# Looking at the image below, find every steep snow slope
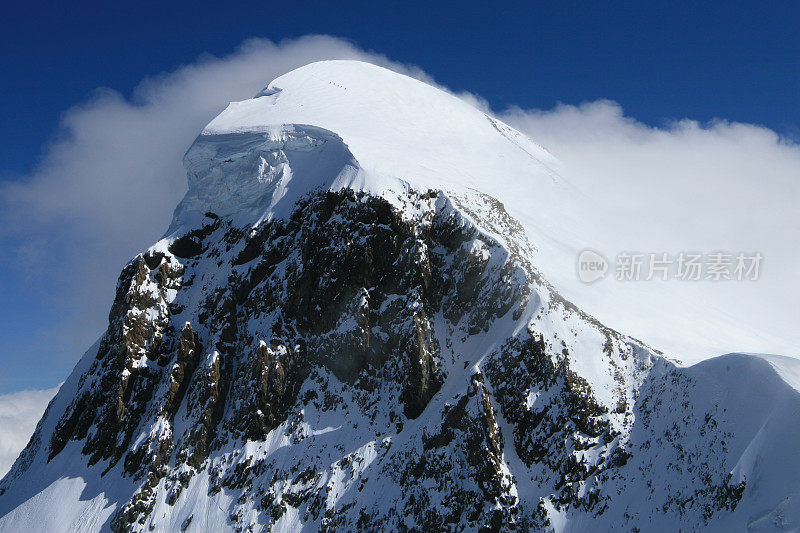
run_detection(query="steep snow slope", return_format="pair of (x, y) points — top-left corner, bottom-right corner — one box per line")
(193, 60), (791, 363)
(1, 61), (799, 532)
(200, 61), (563, 199)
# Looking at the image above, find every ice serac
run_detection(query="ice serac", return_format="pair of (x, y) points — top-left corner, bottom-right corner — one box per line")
(1, 61), (800, 532)
(174, 124), (375, 228)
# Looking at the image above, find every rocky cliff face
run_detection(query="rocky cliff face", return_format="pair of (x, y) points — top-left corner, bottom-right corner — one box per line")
(0, 184), (768, 532)
(2, 61), (800, 532)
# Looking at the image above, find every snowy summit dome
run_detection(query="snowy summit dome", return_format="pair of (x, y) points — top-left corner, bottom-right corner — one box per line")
(177, 60), (563, 227)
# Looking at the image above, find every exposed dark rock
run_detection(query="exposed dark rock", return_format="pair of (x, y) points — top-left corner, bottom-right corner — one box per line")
(3, 187), (753, 531)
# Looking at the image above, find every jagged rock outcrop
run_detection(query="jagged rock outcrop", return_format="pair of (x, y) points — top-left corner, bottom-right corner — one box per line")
(1, 183), (772, 532)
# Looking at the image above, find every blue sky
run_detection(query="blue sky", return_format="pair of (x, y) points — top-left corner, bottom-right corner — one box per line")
(0, 1), (798, 392)
(2, 1), (798, 176)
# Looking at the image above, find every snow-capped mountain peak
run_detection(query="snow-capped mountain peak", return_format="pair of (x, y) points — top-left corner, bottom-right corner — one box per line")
(2, 61), (800, 532)
(176, 60), (563, 229)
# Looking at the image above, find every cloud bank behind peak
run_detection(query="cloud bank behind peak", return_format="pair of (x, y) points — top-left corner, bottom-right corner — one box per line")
(1, 35), (797, 395)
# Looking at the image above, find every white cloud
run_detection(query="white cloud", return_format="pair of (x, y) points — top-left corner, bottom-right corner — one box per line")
(0, 387), (59, 478)
(499, 101), (800, 360)
(0, 36), (447, 366)
(1, 35), (797, 384)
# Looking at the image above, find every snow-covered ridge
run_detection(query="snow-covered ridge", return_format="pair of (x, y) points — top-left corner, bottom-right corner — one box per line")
(173, 59), (800, 398)
(181, 60), (784, 365)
